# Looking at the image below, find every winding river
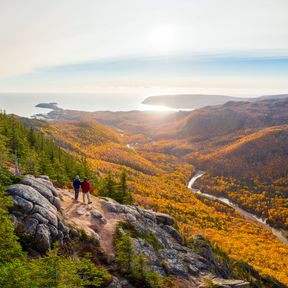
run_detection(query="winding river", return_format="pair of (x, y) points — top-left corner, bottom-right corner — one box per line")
(188, 171), (288, 245)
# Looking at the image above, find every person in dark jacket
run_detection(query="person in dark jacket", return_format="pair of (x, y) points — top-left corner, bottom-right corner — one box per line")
(73, 175), (81, 201)
(81, 177), (92, 204)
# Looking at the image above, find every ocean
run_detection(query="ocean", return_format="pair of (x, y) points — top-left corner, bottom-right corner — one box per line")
(0, 93), (177, 117)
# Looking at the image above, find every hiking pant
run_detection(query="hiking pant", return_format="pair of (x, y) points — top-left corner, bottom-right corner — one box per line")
(74, 188), (80, 200)
(83, 192), (91, 204)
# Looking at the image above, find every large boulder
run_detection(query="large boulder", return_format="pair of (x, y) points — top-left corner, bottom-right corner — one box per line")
(21, 175), (61, 208)
(7, 175), (71, 253)
(91, 209), (103, 219)
(99, 198), (125, 213)
(21, 176), (54, 203)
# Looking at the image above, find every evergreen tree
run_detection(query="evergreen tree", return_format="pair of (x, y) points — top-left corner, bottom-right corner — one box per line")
(0, 112), (89, 185)
(103, 172), (117, 198)
(118, 171), (132, 204)
(27, 127), (36, 147)
(0, 184), (24, 265)
(98, 171), (133, 204)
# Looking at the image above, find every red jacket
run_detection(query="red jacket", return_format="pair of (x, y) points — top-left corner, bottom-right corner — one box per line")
(81, 179), (90, 193)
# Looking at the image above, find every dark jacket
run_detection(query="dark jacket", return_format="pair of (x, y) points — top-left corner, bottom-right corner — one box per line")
(73, 179), (81, 189)
(81, 179), (90, 193)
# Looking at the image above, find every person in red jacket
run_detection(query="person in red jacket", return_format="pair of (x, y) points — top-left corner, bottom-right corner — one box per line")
(81, 177), (92, 204)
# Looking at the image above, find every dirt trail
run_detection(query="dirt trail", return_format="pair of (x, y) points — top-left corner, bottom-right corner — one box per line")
(59, 189), (126, 255)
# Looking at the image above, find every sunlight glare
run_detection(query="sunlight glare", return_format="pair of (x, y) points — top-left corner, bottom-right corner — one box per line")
(146, 24), (179, 54)
(141, 104), (179, 112)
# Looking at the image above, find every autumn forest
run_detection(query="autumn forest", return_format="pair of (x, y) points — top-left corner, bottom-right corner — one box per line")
(23, 97), (288, 286)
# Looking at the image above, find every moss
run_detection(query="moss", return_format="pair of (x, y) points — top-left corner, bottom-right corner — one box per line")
(118, 221), (163, 251)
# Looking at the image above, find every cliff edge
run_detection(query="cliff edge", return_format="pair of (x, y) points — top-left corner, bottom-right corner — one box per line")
(7, 175), (250, 288)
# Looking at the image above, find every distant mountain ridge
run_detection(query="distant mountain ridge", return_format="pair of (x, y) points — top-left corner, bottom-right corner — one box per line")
(174, 97), (288, 140)
(142, 93), (288, 109)
(195, 125), (288, 179)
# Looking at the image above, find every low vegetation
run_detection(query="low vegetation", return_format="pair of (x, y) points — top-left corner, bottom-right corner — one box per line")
(0, 177), (111, 287)
(114, 222), (164, 288)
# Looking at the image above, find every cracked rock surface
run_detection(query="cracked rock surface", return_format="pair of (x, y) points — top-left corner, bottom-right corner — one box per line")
(7, 179), (250, 287)
(7, 175), (73, 253)
(99, 198), (250, 288)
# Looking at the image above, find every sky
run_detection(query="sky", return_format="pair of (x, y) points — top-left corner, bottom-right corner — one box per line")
(0, 0), (288, 112)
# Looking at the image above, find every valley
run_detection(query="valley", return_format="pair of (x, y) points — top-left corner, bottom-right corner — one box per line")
(28, 96), (288, 286)
(188, 172), (288, 245)
(1, 2), (288, 287)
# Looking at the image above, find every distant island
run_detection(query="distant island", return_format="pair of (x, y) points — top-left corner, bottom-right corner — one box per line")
(142, 94), (288, 109)
(35, 102), (60, 110)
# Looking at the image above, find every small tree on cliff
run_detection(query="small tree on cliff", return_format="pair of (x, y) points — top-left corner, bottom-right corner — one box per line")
(98, 171), (133, 204)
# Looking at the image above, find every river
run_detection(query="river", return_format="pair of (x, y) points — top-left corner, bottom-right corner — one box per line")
(188, 171), (288, 245)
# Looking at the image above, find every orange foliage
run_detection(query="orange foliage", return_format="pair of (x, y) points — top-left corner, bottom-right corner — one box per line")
(44, 120), (288, 286)
(196, 175), (288, 230)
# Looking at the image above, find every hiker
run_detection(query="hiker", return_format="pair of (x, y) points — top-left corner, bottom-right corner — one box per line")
(81, 177), (92, 204)
(73, 175), (81, 201)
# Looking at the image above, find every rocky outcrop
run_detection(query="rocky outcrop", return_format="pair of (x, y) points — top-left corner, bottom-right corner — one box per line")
(7, 180), (250, 287)
(99, 198), (250, 288)
(7, 175), (77, 253)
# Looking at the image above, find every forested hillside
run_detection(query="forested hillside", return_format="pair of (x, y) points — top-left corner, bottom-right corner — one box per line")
(0, 112), (120, 287)
(194, 125), (288, 179)
(30, 105), (288, 286)
(4, 97), (287, 285)
(39, 120), (162, 175)
(174, 98), (288, 141)
(0, 112), (89, 185)
(176, 101), (288, 234)
(1, 110), (284, 287)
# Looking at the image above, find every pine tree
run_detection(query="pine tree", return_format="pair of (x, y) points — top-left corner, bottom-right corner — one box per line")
(0, 112), (89, 185)
(118, 171), (132, 204)
(0, 184), (24, 265)
(104, 172), (117, 198)
(27, 127), (36, 147)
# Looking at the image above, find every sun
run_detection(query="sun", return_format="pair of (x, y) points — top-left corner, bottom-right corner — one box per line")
(145, 24), (178, 54)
